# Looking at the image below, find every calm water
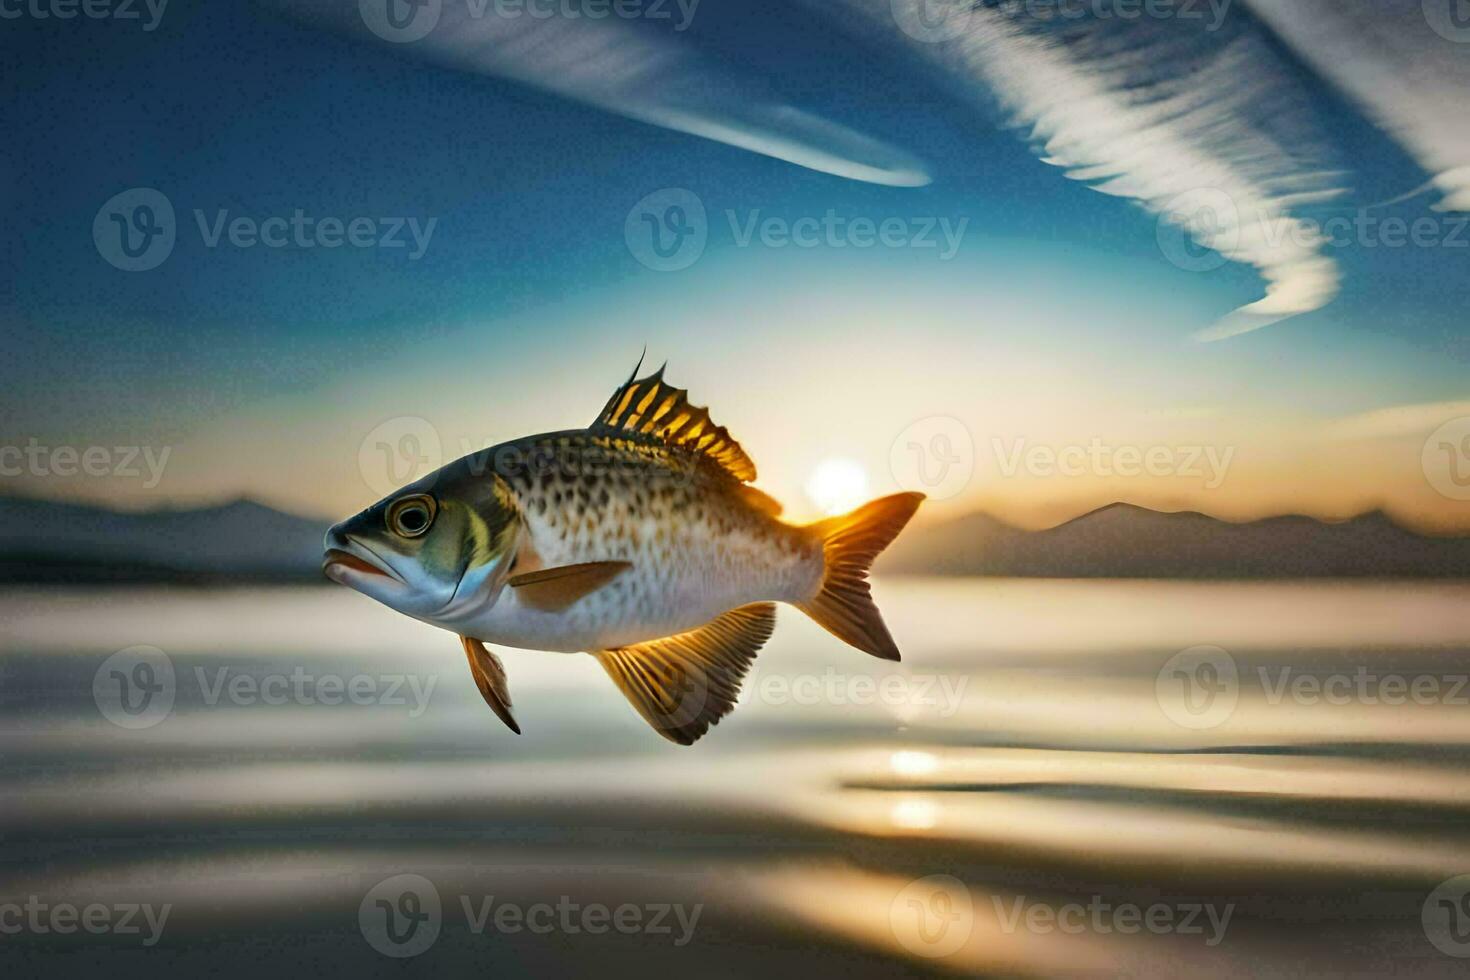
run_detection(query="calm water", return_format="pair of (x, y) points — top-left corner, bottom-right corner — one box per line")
(3, 579), (1470, 977)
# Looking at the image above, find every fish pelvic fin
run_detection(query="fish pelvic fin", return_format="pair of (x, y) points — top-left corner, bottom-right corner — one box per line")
(460, 635), (521, 734)
(593, 602), (776, 746)
(591, 362), (757, 482)
(796, 493), (924, 662)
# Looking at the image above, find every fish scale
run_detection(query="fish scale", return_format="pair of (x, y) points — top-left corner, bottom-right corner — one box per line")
(477, 431), (823, 652)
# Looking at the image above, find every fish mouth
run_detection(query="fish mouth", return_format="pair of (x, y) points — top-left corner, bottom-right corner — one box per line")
(322, 542), (403, 585)
(322, 549), (383, 577)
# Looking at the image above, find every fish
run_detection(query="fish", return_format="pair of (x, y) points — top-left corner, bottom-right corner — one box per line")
(323, 361), (924, 745)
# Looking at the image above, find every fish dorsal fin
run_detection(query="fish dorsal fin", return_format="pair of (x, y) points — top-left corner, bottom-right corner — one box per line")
(591, 364), (757, 482)
(593, 603), (776, 745)
(460, 635), (520, 734)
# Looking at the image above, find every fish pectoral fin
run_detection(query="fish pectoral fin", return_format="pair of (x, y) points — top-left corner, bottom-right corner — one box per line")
(508, 560), (631, 612)
(593, 603), (776, 746)
(460, 635), (521, 734)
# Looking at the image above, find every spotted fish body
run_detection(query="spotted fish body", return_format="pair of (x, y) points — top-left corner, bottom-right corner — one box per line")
(324, 363), (923, 744)
(464, 430), (825, 653)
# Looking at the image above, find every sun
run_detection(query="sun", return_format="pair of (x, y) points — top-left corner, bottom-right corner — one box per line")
(805, 457), (870, 517)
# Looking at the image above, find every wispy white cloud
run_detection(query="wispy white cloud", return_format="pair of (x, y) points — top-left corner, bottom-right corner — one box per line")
(1243, 0), (1470, 213)
(820, 0), (1348, 340)
(273, 0), (930, 187)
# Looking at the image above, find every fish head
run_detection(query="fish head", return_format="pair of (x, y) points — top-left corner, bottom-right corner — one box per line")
(323, 466), (521, 619)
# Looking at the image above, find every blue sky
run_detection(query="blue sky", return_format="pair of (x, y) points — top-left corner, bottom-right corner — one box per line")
(2, 0), (1468, 527)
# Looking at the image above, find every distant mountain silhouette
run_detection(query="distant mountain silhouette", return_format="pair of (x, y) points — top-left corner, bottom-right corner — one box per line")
(878, 503), (1470, 578)
(2, 495), (1466, 584)
(0, 495), (331, 584)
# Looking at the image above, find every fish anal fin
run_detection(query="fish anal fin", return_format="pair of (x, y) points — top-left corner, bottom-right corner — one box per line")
(591, 363), (757, 483)
(508, 560), (631, 612)
(460, 635), (521, 734)
(593, 603), (776, 745)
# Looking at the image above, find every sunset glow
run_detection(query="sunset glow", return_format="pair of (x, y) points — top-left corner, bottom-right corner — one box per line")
(805, 458), (870, 517)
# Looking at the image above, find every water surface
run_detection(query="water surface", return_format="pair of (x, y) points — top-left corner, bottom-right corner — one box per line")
(3, 579), (1469, 976)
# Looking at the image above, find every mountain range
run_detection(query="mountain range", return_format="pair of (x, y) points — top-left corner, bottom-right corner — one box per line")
(876, 503), (1470, 579)
(0, 495), (330, 584)
(1, 494), (1466, 583)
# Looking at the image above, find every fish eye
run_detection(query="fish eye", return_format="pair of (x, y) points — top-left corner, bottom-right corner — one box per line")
(387, 494), (436, 538)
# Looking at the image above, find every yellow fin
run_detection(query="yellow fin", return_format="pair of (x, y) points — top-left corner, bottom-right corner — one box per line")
(594, 603), (776, 745)
(797, 493), (923, 662)
(508, 560), (630, 612)
(460, 635), (520, 734)
(592, 362), (756, 482)
(737, 484), (783, 517)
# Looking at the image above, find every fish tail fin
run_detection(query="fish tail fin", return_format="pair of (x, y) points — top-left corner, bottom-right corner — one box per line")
(796, 492), (924, 662)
